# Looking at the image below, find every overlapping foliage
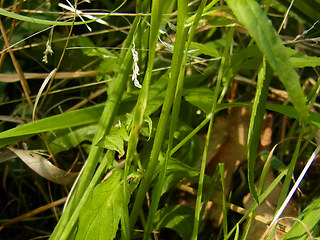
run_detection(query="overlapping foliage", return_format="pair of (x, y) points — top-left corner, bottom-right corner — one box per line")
(1, 0), (320, 239)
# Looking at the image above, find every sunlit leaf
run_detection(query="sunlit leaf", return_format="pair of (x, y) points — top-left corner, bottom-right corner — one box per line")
(227, 0), (309, 123)
(285, 198), (320, 239)
(75, 170), (126, 240)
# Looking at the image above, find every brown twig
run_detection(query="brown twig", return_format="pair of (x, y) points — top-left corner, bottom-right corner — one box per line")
(0, 20), (33, 109)
(0, 0), (24, 69)
(0, 70), (98, 83)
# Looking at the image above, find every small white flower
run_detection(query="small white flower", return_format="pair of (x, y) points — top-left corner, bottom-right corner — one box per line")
(42, 28), (54, 64)
(131, 42), (142, 88)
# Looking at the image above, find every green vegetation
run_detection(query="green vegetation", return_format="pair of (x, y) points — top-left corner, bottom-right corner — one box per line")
(1, 0), (320, 239)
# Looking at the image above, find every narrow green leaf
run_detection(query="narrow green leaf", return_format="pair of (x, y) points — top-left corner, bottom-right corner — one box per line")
(0, 76), (165, 149)
(287, 48), (320, 68)
(189, 42), (221, 57)
(285, 198), (320, 239)
(247, 60), (272, 202)
(219, 163), (228, 238)
(75, 170), (125, 240)
(184, 89), (320, 128)
(128, 0), (175, 229)
(141, 0), (189, 237)
(0, 104), (104, 148)
(49, 125), (96, 154)
(0, 8), (96, 26)
(227, 0), (309, 123)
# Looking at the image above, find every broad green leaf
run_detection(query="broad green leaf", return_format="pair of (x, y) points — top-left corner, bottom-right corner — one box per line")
(207, 15), (236, 27)
(285, 198), (320, 239)
(97, 135), (124, 156)
(184, 88), (218, 114)
(184, 88), (251, 114)
(97, 59), (118, 81)
(231, 45), (320, 72)
(96, 123), (129, 155)
(75, 170), (125, 240)
(49, 125), (97, 154)
(230, 44), (262, 72)
(227, 0), (309, 123)
(154, 205), (194, 240)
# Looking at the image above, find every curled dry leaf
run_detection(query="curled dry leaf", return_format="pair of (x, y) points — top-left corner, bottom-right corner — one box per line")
(8, 147), (78, 186)
(243, 172), (298, 240)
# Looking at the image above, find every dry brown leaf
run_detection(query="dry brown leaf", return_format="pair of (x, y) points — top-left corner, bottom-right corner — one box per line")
(243, 172), (297, 240)
(204, 106), (252, 226)
(8, 147), (78, 185)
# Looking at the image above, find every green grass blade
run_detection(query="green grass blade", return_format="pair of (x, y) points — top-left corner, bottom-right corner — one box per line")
(192, 26), (234, 240)
(275, 129), (304, 214)
(226, 170), (286, 239)
(226, 0), (309, 124)
(0, 104), (103, 148)
(0, 1), (127, 26)
(219, 163), (228, 238)
(49, 16), (140, 240)
(247, 59), (272, 202)
(128, 0), (171, 230)
(0, 8), (93, 26)
(142, 0), (189, 238)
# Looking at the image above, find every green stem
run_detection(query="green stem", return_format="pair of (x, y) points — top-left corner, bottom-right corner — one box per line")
(170, 117), (210, 156)
(142, 1), (189, 237)
(191, 26), (234, 240)
(128, 0), (170, 228)
(49, 16), (139, 240)
(276, 127), (304, 210)
(57, 151), (114, 240)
